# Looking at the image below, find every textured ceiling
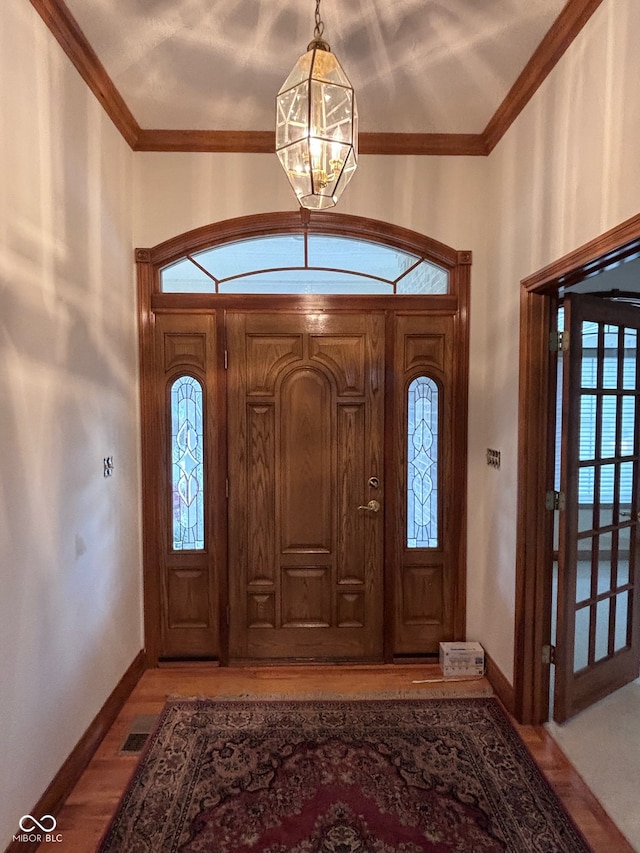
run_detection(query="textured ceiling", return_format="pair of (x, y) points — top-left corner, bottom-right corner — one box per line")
(62, 0), (567, 135)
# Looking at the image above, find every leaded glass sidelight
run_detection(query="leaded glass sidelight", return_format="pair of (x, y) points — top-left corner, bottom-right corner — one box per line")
(407, 377), (439, 548)
(171, 376), (205, 550)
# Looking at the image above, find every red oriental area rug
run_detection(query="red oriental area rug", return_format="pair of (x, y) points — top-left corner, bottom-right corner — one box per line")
(98, 698), (590, 853)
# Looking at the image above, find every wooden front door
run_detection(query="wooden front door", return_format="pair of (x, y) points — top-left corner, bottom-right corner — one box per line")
(555, 294), (640, 721)
(227, 312), (385, 661)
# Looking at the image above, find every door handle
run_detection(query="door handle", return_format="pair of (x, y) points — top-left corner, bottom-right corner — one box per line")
(358, 499), (381, 513)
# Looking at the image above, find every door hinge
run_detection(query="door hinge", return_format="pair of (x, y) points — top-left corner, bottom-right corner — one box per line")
(542, 644), (556, 665)
(549, 330), (569, 354)
(545, 490), (565, 511)
(224, 349), (228, 370)
(225, 477), (229, 499)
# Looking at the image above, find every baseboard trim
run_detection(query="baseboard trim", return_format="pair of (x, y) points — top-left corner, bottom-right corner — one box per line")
(485, 652), (515, 716)
(3, 649), (147, 853)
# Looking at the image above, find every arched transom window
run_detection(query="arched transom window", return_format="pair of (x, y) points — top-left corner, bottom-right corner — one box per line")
(160, 233), (449, 295)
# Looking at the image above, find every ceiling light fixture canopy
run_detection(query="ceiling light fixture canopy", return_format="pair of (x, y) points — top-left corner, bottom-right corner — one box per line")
(275, 0), (358, 210)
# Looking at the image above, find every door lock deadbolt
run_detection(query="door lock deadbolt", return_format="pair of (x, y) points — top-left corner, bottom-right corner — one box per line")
(368, 477), (379, 489)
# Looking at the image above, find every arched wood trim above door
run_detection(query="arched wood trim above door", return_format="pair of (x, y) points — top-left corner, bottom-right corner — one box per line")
(137, 210), (469, 277)
(515, 212), (640, 724)
(137, 211), (471, 666)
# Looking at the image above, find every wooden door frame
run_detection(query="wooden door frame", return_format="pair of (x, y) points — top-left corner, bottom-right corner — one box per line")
(137, 210), (471, 666)
(515, 212), (640, 724)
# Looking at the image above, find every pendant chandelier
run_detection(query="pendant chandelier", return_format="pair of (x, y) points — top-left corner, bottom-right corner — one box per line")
(275, 0), (358, 210)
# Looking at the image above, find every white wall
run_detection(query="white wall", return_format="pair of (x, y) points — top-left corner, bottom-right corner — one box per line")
(469, 0), (640, 681)
(0, 2), (142, 847)
(132, 151), (487, 250)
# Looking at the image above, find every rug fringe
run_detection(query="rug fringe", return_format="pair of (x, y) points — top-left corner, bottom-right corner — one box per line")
(164, 685), (494, 702)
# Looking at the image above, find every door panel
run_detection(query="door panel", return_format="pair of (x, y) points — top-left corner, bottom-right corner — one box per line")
(280, 369), (332, 552)
(555, 294), (640, 721)
(227, 312), (385, 660)
(393, 314), (458, 653)
(153, 314), (220, 660)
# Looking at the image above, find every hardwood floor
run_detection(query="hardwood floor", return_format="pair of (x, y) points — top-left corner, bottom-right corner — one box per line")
(35, 664), (633, 853)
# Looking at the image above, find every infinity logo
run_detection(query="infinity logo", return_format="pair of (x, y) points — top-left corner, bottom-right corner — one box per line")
(19, 815), (57, 833)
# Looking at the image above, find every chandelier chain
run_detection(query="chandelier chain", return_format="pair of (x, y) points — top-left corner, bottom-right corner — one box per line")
(313, 0), (325, 40)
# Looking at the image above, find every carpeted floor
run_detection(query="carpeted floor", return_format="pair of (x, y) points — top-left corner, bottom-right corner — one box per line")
(98, 697), (590, 853)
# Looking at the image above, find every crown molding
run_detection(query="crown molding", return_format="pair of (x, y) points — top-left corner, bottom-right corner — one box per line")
(30, 0), (141, 149)
(359, 133), (488, 157)
(31, 0), (603, 157)
(134, 128), (275, 153)
(483, 0), (604, 153)
(133, 129), (488, 156)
